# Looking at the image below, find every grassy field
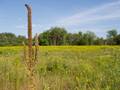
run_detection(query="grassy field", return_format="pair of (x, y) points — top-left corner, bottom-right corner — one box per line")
(0, 46), (120, 90)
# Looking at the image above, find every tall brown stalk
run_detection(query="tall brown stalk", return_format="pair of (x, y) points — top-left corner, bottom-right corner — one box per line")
(24, 4), (39, 90)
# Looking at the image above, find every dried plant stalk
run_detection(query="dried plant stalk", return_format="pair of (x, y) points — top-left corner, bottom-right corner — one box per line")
(24, 4), (39, 90)
(25, 4), (32, 68)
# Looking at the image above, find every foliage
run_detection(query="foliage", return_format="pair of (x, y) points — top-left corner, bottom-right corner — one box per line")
(0, 46), (120, 90)
(0, 33), (27, 46)
(39, 27), (67, 45)
(0, 28), (120, 46)
(38, 28), (120, 45)
(106, 29), (118, 45)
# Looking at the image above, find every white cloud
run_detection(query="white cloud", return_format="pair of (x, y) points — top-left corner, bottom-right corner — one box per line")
(57, 1), (120, 26)
(15, 1), (120, 37)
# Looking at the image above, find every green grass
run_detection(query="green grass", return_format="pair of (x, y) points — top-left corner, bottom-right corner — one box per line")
(0, 46), (120, 90)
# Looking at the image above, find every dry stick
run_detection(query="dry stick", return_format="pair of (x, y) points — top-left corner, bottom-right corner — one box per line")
(25, 4), (32, 69)
(25, 4), (37, 90)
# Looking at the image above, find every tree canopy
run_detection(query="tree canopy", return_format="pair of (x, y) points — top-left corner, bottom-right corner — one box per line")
(0, 27), (120, 46)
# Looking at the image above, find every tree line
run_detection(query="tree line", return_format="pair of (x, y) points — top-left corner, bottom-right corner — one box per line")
(0, 27), (120, 46)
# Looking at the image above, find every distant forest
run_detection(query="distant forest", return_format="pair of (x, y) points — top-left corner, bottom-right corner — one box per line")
(0, 27), (120, 46)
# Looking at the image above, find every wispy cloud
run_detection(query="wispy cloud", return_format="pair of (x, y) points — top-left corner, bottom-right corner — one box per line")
(57, 1), (120, 26)
(15, 0), (120, 37)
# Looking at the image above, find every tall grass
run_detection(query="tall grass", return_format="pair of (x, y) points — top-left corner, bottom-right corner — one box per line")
(0, 46), (119, 90)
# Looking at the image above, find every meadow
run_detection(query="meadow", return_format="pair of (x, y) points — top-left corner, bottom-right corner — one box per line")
(0, 46), (120, 90)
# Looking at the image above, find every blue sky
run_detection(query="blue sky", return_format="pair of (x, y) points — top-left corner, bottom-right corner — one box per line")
(0, 0), (120, 37)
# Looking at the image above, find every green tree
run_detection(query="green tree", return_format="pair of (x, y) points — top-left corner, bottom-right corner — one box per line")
(114, 34), (120, 45)
(83, 31), (96, 45)
(16, 35), (27, 45)
(0, 33), (17, 46)
(49, 27), (67, 45)
(38, 31), (50, 45)
(39, 27), (67, 45)
(107, 29), (117, 38)
(94, 37), (105, 45)
(66, 33), (81, 45)
(107, 29), (118, 45)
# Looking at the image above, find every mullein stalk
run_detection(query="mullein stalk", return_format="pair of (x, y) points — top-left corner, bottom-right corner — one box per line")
(25, 4), (32, 68)
(24, 4), (39, 90)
